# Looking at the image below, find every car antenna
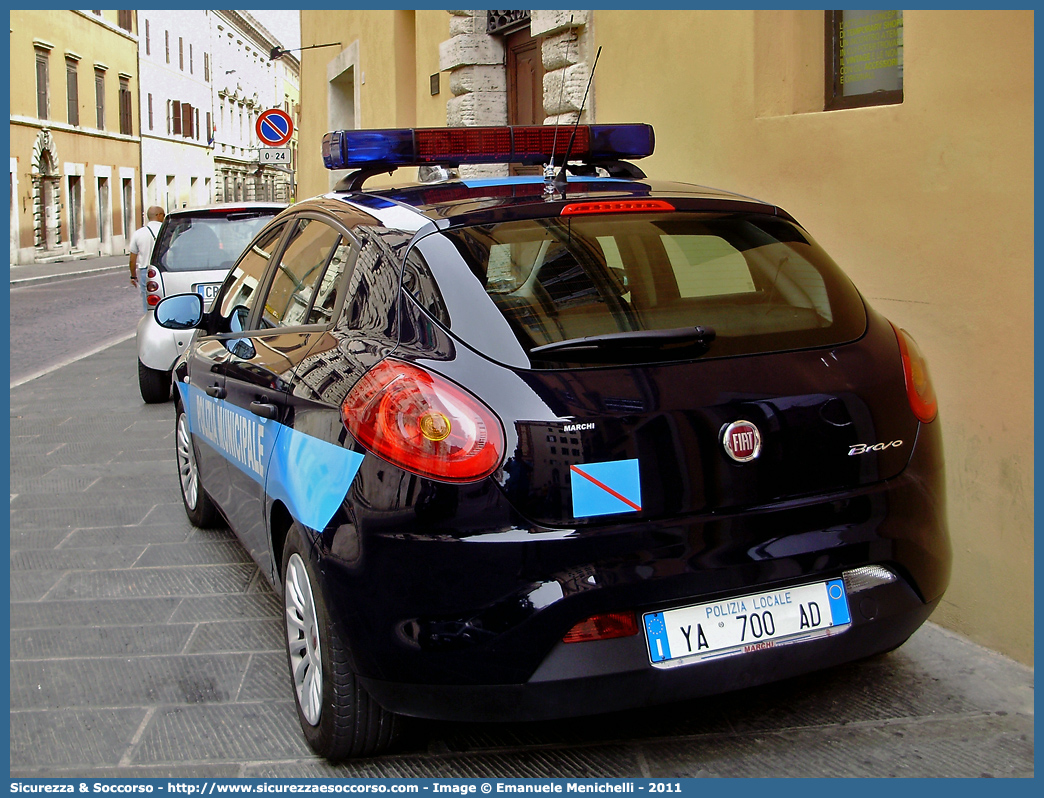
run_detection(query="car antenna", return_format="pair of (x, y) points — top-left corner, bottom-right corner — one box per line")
(544, 16), (575, 196)
(552, 45), (602, 194)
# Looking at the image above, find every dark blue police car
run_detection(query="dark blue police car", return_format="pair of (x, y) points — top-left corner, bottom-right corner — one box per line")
(155, 124), (950, 761)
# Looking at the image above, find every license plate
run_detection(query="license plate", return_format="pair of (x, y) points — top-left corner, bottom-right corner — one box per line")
(195, 283), (221, 304)
(643, 579), (851, 666)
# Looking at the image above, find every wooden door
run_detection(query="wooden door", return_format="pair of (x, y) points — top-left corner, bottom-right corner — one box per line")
(506, 28), (545, 175)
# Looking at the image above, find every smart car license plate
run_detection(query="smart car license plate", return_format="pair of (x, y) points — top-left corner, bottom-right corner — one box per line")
(195, 283), (221, 305)
(643, 579), (851, 666)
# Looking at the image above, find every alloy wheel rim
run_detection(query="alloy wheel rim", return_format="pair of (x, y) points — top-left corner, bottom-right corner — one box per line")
(285, 552), (323, 726)
(176, 413), (199, 510)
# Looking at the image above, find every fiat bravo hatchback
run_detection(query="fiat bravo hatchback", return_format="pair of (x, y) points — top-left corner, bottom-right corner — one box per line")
(155, 124), (950, 761)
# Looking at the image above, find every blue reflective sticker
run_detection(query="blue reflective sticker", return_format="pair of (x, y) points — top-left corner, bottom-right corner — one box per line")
(644, 612), (671, 662)
(570, 459), (642, 517)
(266, 425), (364, 533)
(179, 383), (364, 532)
(826, 579), (851, 625)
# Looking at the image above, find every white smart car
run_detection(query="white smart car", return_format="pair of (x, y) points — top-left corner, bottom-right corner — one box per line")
(136, 203), (284, 402)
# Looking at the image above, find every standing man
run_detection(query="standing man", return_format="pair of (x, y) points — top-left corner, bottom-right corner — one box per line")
(128, 206), (165, 312)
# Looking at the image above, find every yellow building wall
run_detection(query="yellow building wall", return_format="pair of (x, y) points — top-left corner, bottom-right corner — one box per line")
(298, 10), (448, 196)
(10, 10), (140, 253)
(10, 10), (138, 124)
(594, 9), (1033, 664)
(294, 10), (1033, 663)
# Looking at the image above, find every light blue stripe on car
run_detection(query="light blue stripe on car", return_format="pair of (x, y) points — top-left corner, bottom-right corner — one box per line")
(178, 382), (364, 531)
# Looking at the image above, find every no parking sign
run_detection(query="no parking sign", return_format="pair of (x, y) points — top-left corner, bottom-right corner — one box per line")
(256, 108), (294, 147)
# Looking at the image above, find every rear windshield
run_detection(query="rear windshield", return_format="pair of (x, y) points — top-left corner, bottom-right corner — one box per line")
(435, 212), (866, 365)
(154, 210), (280, 273)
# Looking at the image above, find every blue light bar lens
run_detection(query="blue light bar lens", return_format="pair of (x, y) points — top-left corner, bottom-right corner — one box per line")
(322, 124), (655, 171)
(589, 125), (655, 161)
(323, 129), (414, 170)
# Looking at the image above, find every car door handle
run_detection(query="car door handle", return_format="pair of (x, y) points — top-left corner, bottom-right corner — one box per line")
(250, 399), (279, 420)
(206, 384), (226, 399)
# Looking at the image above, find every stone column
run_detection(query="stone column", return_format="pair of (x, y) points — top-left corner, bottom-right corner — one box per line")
(439, 11), (507, 177)
(533, 11), (592, 126)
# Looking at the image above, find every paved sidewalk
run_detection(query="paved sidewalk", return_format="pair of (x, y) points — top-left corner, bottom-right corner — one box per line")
(8, 336), (1035, 778)
(10, 253), (129, 285)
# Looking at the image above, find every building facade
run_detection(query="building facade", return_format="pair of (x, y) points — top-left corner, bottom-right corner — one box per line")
(10, 9), (140, 263)
(138, 10), (216, 212)
(297, 10), (1034, 665)
(211, 11), (299, 204)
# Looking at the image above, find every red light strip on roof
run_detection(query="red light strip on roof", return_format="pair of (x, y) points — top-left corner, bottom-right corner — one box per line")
(561, 200), (675, 216)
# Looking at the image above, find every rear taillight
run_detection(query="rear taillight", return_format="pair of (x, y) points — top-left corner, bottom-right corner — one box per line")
(146, 293), (161, 307)
(562, 611), (639, 644)
(891, 322), (937, 423)
(341, 359), (505, 482)
(147, 267), (157, 279)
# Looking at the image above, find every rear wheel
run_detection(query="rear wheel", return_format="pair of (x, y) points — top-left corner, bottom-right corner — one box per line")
(138, 359), (172, 403)
(175, 404), (220, 528)
(282, 524), (402, 761)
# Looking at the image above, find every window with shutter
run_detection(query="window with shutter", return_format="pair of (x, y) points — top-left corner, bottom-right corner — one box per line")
(66, 59), (78, 126)
(172, 100), (182, 135)
(119, 77), (132, 135)
(36, 49), (49, 120)
(94, 69), (105, 129)
(182, 103), (193, 138)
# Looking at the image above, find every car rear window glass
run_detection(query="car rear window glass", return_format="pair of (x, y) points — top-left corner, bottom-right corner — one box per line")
(154, 210), (280, 272)
(436, 212), (866, 366)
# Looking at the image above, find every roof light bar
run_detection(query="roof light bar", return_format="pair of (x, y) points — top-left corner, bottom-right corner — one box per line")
(322, 124), (655, 171)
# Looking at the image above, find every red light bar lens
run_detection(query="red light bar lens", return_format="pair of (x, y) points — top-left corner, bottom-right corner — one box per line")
(322, 124), (653, 170)
(562, 200), (675, 216)
(562, 611), (639, 644)
(416, 128), (513, 162)
(341, 359), (506, 483)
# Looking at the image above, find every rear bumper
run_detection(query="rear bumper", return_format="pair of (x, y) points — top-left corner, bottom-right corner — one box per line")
(317, 419), (948, 717)
(360, 580), (937, 723)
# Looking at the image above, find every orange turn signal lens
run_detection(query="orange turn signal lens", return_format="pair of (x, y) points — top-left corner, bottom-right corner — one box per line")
(890, 322), (938, 423)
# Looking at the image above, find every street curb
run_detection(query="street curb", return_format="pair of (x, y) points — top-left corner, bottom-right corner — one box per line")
(10, 264), (127, 286)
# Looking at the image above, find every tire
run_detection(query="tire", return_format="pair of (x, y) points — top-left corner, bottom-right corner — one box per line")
(175, 403), (220, 528)
(282, 524), (402, 761)
(138, 359), (172, 403)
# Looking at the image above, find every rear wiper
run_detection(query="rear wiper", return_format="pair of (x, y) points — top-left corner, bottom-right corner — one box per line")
(530, 326), (716, 358)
